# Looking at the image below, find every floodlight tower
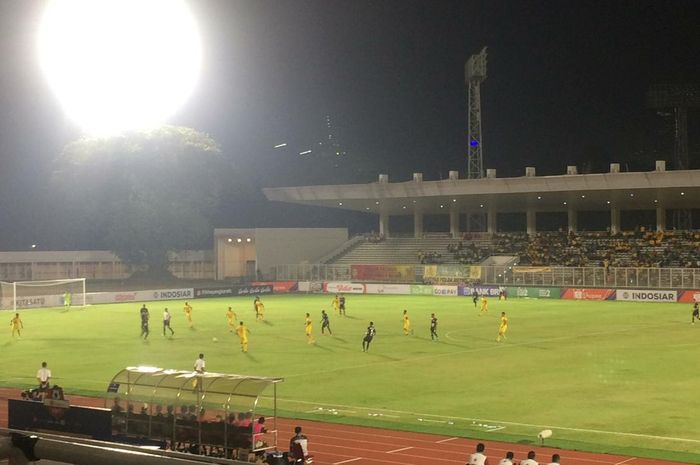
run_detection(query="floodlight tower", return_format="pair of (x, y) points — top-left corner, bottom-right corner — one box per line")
(465, 47), (488, 179)
(646, 84), (700, 170)
(646, 84), (700, 229)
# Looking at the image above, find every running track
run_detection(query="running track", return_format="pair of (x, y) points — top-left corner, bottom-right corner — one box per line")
(0, 389), (690, 465)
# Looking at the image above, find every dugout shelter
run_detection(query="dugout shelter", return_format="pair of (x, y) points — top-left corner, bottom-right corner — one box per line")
(105, 366), (283, 457)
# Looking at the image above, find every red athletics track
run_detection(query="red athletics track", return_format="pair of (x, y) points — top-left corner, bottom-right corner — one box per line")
(0, 389), (691, 465)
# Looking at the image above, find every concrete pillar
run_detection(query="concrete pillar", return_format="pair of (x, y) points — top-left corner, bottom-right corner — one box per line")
(656, 206), (666, 232)
(450, 205), (459, 238)
(414, 209), (424, 238)
(379, 212), (389, 238)
(487, 207), (497, 234)
(567, 207), (578, 233)
(526, 209), (536, 236)
(610, 207), (621, 234)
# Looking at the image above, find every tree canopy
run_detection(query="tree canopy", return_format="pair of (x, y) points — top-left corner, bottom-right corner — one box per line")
(50, 126), (229, 275)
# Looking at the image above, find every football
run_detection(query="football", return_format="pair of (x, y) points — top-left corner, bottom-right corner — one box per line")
(212, 337), (218, 343)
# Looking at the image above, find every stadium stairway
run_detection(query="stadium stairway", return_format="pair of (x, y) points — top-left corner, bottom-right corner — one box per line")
(331, 236), (492, 265)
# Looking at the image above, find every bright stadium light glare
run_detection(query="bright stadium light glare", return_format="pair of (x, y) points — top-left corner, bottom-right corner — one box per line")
(37, 0), (202, 136)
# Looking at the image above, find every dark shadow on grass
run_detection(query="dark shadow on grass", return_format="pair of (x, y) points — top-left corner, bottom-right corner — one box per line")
(243, 352), (259, 362)
(312, 343), (333, 352)
(261, 320), (274, 326)
(342, 315), (360, 320)
(330, 336), (347, 343)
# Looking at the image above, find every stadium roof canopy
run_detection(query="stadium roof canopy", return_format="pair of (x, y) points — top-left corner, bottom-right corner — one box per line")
(264, 167), (700, 215)
(263, 164), (700, 234)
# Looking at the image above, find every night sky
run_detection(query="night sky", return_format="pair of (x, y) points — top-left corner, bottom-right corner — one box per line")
(1, 0), (699, 249)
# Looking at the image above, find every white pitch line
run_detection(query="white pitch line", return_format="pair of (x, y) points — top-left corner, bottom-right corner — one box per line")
(436, 437), (460, 443)
(386, 446), (413, 453)
(487, 426), (506, 432)
(273, 397), (700, 445)
(614, 458), (636, 465)
(333, 458), (363, 464)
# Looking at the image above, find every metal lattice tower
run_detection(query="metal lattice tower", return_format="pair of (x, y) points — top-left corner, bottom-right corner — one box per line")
(465, 47), (488, 179)
(647, 84), (700, 229)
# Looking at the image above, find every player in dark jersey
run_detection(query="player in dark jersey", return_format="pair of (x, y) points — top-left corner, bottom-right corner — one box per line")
(320, 310), (332, 335)
(140, 304), (150, 339)
(430, 313), (438, 341)
(472, 290), (479, 308)
(362, 322), (376, 352)
(339, 295), (346, 316)
(693, 302), (700, 324)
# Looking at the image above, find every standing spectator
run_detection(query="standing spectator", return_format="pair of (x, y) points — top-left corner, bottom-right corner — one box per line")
(163, 308), (175, 336)
(289, 426), (312, 464)
(194, 353), (206, 373)
(546, 454), (560, 465)
(520, 451), (538, 465)
(139, 305), (149, 339)
(498, 452), (515, 465)
(467, 442), (490, 464)
(37, 361), (51, 389)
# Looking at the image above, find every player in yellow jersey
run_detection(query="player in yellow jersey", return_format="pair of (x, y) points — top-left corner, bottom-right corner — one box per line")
(255, 298), (265, 321)
(331, 295), (340, 315)
(10, 313), (23, 338)
(226, 307), (237, 332)
(496, 311), (508, 342)
(184, 302), (193, 327)
(480, 296), (488, 316)
(402, 309), (413, 335)
(305, 313), (315, 344)
(236, 321), (250, 352)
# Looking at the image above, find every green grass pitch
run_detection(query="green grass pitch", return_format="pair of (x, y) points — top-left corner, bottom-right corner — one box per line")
(3, 294), (700, 462)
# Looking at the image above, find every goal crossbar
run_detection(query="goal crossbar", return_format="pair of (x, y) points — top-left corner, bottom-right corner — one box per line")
(1, 278), (86, 311)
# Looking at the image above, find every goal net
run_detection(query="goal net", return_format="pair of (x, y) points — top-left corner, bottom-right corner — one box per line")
(0, 278), (86, 311)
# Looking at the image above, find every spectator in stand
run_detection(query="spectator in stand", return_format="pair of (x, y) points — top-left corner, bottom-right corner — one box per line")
(467, 442), (489, 464)
(520, 450), (538, 465)
(546, 454), (560, 465)
(498, 451), (515, 465)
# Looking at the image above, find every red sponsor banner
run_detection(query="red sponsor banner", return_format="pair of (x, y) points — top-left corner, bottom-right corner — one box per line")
(678, 290), (700, 303)
(252, 281), (298, 293)
(351, 264), (414, 281)
(323, 282), (366, 294)
(561, 288), (615, 301)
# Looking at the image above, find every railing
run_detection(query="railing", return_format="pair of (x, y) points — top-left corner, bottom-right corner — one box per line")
(272, 263), (700, 289)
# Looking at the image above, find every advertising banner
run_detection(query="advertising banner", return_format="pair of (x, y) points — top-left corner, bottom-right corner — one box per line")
(561, 288), (615, 300)
(84, 288), (195, 305)
(459, 285), (505, 297)
(432, 285), (459, 296)
(4, 295), (63, 309)
(616, 289), (677, 302)
(513, 266), (553, 273)
(364, 283), (411, 295)
(423, 265), (481, 280)
(323, 282), (366, 294)
(679, 290), (700, 303)
(252, 281), (298, 293)
(194, 285), (273, 298)
(410, 284), (434, 295)
(505, 287), (561, 299)
(351, 265), (415, 282)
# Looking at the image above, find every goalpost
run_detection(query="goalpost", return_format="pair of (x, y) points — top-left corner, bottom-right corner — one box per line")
(0, 278), (86, 311)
